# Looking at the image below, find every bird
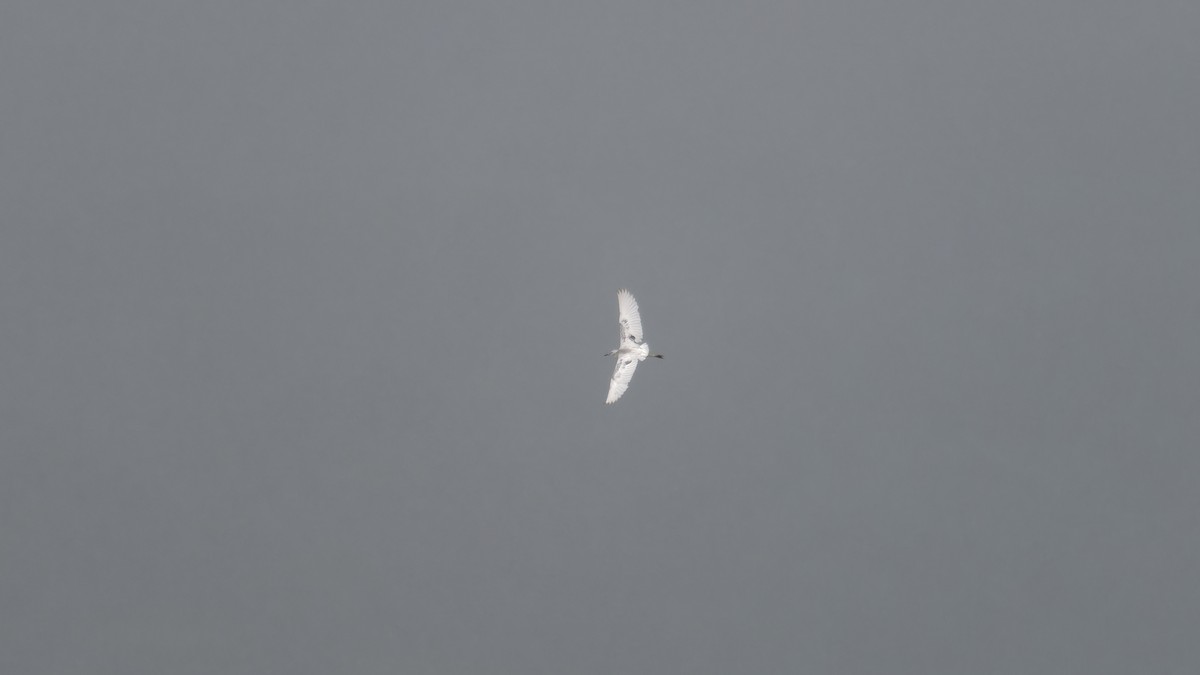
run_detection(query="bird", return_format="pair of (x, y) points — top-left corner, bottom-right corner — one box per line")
(605, 289), (663, 404)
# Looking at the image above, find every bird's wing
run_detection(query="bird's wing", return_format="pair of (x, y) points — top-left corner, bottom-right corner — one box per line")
(606, 356), (639, 404)
(616, 289), (644, 344)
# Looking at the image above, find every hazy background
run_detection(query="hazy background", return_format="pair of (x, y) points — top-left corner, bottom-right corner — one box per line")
(3, 2), (1198, 673)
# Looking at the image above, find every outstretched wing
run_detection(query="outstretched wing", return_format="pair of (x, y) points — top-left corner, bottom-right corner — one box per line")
(616, 289), (644, 344)
(606, 356), (639, 404)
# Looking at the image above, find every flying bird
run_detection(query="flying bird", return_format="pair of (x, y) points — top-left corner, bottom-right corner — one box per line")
(605, 289), (663, 404)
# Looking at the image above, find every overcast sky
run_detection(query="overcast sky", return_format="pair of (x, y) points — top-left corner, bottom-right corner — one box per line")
(3, 2), (1199, 673)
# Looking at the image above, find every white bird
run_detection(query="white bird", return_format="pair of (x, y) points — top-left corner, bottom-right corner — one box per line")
(605, 289), (663, 404)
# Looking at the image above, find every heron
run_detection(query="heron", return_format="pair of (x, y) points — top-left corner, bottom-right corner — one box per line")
(605, 289), (663, 404)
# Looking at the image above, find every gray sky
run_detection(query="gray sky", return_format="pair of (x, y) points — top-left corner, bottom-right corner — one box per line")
(3, 2), (1199, 673)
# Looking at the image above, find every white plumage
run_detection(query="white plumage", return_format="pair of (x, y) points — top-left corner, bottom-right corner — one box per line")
(605, 289), (662, 404)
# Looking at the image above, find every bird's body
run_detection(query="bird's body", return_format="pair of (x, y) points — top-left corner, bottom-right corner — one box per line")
(605, 289), (662, 404)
